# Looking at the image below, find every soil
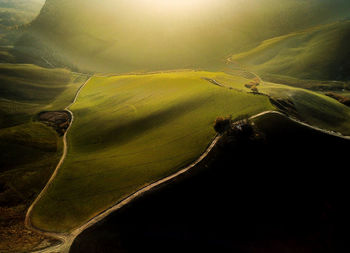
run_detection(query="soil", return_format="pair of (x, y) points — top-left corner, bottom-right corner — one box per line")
(37, 111), (72, 136)
(325, 92), (350, 106)
(0, 205), (59, 253)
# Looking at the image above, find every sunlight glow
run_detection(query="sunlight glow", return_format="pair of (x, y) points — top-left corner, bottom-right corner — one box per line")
(138, 0), (216, 13)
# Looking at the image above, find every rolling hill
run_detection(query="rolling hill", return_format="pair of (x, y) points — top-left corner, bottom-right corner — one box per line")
(70, 111), (350, 253)
(0, 0), (44, 28)
(29, 69), (350, 233)
(0, 63), (88, 252)
(0, 63), (87, 128)
(228, 20), (350, 81)
(30, 71), (275, 232)
(14, 0), (350, 72)
(1, 1), (350, 252)
(213, 74), (350, 135)
(0, 0), (44, 53)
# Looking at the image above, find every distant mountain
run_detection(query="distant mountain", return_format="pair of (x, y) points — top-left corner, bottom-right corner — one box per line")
(0, 0), (45, 60)
(14, 0), (350, 73)
(0, 0), (44, 28)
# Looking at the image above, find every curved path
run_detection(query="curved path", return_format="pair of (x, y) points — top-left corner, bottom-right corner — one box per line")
(25, 73), (350, 253)
(29, 135), (221, 253)
(25, 77), (92, 252)
(25, 72), (221, 252)
(250, 110), (350, 140)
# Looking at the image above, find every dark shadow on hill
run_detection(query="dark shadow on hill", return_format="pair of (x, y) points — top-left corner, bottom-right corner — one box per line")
(70, 112), (350, 253)
(73, 95), (212, 151)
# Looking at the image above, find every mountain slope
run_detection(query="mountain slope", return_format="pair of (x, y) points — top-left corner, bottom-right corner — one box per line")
(14, 0), (350, 72)
(229, 21), (350, 81)
(0, 63), (88, 252)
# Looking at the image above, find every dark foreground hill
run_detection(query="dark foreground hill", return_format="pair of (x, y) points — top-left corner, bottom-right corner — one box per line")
(71, 112), (350, 253)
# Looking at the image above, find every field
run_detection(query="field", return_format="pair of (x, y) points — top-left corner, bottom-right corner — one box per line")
(70, 111), (350, 253)
(17, 0), (350, 73)
(0, 63), (87, 127)
(259, 82), (350, 135)
(1, 1), (350, 252)
(30, 70), (274, 232)
(210, 74), (350, 135)
(228, 21), (350, 81)
(0, 63), (88, 252)
(0, 0), (44, 28)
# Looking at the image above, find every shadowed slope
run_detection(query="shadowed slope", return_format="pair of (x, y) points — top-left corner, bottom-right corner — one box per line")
(71, 112), (350, 253)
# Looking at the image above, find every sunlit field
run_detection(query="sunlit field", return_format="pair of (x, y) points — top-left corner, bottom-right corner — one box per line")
(31, 71), (274, 232)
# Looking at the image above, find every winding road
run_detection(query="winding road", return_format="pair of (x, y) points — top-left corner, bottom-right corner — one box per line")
(25, 72), (350, 253)
(25, 77), (92, 253)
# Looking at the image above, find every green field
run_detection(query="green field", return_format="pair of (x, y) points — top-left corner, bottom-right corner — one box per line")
(212, 75), (350, 135)
(0, 63), (87, 127)
(0, 0), (44, 27)
(0, 63), (88, 200)
(0, 63), (88, 251)
(17, 0), (350, 73)
(0, 0), (350, 251)
(30, 71), (274, 232)
(259, 82), (350, 135)
(229, 21), (350, 81)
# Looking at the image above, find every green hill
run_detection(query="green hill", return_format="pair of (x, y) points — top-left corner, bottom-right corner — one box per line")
(229, 21), (350, 81)
(0, 0), (44, 49)
(30, 68), (350, 232)
(0, 63), (86, 128)
(70, 111), (350, 253)
(14, 0), (350, 72)
(213, 73), (350, 135)
(0, 0), (44, 28)
(30, 70), (274, 232)
(0, 63), (88, 252)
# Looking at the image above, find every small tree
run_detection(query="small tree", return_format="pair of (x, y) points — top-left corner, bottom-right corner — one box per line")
(214, 116), (231, 134)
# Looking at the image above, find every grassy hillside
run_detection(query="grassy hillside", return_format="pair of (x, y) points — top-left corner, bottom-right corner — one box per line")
(70, 111), (350, 253)
(212, 74), (350, 135)
(15, 0), (350, 72)
(228, 21), (350, 81)
(0, 63), (88, 252)
(259, 82), (350, 135)
(0, 63), (86, 128)
(0, 0), (44, 28)
(0, 0), (44, 53)
(30, 70), (274, 232)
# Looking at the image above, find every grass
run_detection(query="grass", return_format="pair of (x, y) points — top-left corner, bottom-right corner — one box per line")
(0, 63), (88, 251)
(0, 0), (44, 28)
(18, 0), (350, 72)
(30, 70), (274, 232)
(0, 63), (88, 201)
(202, 74), (350, 135)
(259, 82), (350, 135)
(0, 63), (87, 128)
(0, 122), (62, 205)
(228, 21), (350, 81)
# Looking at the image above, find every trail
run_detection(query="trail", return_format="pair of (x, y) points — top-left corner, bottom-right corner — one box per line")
(26, 72), (350, 253)
(25, 76), (92, 253)
(28, 135), (221, 253)
(25, 71), (221, 252)
(250, 110), (350, 140)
